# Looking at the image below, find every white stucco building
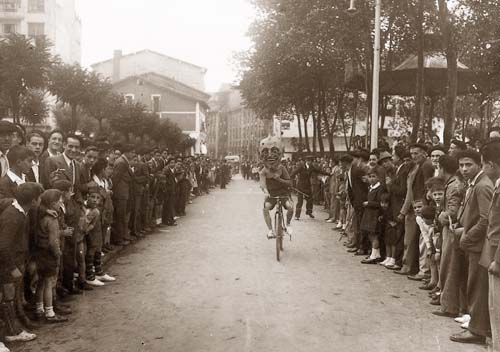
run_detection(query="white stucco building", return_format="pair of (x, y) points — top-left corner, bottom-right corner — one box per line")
(0, 0), (81, 64)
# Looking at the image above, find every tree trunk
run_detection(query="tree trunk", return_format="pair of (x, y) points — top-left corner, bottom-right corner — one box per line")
(296, 110), (303, 154)
(349, 90), (359, 150)
(412, 0), (425, 143)
(427, 97), (436, 136)
(438, 0), (458, 145)
(316, 86), (325, 155)
(321, 90), (335, 158)
(311, 110), (317, 154)
(303, 114), (311, 153)
(71, 104), (78, 132)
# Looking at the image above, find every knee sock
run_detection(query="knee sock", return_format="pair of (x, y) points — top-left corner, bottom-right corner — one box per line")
(45, 306), (55, 318)
(35, 303), (44, 314)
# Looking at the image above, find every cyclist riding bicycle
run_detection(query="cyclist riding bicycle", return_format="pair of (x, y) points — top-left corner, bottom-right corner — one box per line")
(258, 136), (293, 239)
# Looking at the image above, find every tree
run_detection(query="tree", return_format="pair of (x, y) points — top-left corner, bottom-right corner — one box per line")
(49, 63), (92, 133)
(84, 73), (118, 132)
(20, 89), (49, 126)
(108, 101), (148, 142)
(0, 34), (53, 123)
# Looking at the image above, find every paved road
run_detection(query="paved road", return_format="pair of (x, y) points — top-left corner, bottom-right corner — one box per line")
(15, 177), (483, 352)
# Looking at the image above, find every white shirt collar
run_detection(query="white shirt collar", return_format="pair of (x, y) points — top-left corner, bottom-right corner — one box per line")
(93, 175), (106, 188)
(7, 169), (25, 185)
(369, 182), (381, 191)
(32, 159), (39, 166)
(12, 199), (26, 215)
(48, 149), (60, 157)
(495, 178), (500, 189)
(62, 152), (73, 167)
(469, 170), (483, 187)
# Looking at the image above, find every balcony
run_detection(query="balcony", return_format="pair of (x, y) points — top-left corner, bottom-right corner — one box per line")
(0, 0), (23, 19)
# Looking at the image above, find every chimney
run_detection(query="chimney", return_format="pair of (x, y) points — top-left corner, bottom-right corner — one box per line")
(112, 50), (122, 82)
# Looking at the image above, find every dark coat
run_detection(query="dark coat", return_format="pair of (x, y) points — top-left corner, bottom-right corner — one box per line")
(45, 154), (82, 188)
(26, 159), (47, 186)
(459, 172), (494, 253)
(290, 162), (327, 193)
(0, 174), (20, 199)
(0, 203), (29, 282)
(111, 155), (134, 201)
(347, 165), (368, 210)
(361, 183), (386, 233)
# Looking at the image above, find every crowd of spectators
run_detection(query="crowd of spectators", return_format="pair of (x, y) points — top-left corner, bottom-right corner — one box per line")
(248, 131), (500, 349)
(0, 121), (232, 352)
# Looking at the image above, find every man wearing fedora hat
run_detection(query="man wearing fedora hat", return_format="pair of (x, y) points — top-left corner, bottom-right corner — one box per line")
(290, 156), (328, 220)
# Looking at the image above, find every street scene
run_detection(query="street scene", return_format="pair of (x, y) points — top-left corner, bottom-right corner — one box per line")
(14, 177), (484, 352)
(1, 0), (500, 352)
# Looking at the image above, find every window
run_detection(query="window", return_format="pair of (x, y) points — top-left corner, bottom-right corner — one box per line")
(2, 23), (16, 34)
(28, 0), (44, 13)
(1, 0), (20, 12)
(151, 95), (160, 113)
(28, 23), (44, 38)
(124, 94), (134, 104)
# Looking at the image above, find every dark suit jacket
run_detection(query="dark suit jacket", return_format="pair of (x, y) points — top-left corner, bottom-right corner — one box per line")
(78, 162), (93, 196)
(290, 162), (327, 193)
(459, 172), (493, 253)
(486, 185), (500, 264)
(44, 154), (81, 188)
(164, 167), (177, 194)
(412, 160), (435, 204)
(0, 204), (28, 282)
(347, 165), (368, 209)
(132, 161), (149, 196)
(0, 174), (20, 199)
(112, 155), (133, 200)
(26, 160), (46, 186)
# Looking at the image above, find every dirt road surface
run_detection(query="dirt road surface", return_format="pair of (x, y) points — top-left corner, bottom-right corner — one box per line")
(15, 177), (484, 352)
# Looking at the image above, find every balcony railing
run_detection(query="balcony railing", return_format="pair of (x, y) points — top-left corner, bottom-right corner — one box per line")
(0, 0), (20, 12)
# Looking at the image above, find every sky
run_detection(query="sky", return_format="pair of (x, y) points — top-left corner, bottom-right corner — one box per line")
(76, 0), (256, 92)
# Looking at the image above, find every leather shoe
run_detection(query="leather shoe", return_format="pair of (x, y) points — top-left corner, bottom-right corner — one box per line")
(113, 240), (130, 246)
(450, 330), (486, 345)
(79, 282), (94, 291)
(307, 213), (315, 219)
(394, 270), (411, 275)
(346, 243), (357, 249)
(408, 274), (426, 281)
(167, 222), (177, 226)
(347, 247), (358, 253)
(355, 249), (368, 256)
(432, 310), (456, 318)
(361, 257), (380, 264)
(419, 283), (436, 291)
(430, 296), (440, 305)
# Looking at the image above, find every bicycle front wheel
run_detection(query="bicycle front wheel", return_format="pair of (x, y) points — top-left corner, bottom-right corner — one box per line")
(275, 210), (284, 261)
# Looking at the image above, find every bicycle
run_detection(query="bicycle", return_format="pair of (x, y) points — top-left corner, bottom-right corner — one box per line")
(268, 196), (292, 262)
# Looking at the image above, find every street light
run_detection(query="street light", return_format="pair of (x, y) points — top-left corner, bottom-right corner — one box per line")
(347, 0), (380, 150)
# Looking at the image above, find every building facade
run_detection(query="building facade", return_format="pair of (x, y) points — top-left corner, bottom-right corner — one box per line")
(113, 72), (210, 155)
(0, 0), (81, 64)
(92, 49), (207, 92)
(207, 88), (272, 161)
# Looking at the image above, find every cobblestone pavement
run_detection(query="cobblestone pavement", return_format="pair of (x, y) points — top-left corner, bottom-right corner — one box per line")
(14, 177), (484, 352)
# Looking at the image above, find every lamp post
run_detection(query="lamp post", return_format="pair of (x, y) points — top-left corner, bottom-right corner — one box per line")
(347, 0), (380, 150)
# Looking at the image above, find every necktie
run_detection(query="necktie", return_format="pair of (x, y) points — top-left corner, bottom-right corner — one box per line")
(0, 154), (8, 178)
(69, 160), (76, 185)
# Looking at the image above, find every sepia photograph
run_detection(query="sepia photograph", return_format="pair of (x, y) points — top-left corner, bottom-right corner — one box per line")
(0, 0), (499, 351)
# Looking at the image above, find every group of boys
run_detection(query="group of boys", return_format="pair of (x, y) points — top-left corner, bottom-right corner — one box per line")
(0, 121), (217, 352)
(328, 134), (500, 349)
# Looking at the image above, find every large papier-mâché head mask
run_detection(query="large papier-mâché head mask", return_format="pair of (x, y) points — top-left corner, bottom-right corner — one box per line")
(259, 135), (283, 169)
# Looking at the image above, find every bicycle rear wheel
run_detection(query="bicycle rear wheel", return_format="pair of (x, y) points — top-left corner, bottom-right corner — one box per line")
(275, 210), (284, 261)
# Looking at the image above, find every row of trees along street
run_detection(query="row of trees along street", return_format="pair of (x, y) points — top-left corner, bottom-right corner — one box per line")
(237, 0), (500, 155)
(0, 34), (195, 152)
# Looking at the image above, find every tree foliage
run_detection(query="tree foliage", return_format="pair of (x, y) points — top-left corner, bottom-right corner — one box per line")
(0, 34), (53, 123)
